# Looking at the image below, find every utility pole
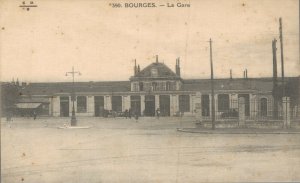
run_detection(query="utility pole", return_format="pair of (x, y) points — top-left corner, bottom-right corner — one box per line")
(272, 39), (278, 119)
(279, 17), (285, 97)
(209, 38), (215, 130)
(66, 66), (81, 126)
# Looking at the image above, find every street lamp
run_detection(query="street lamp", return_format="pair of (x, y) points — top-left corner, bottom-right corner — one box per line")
(66, 66), (81, 126)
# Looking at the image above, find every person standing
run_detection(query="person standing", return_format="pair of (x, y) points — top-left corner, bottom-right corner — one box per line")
(6, 111), (13, 128)
(128, 108), (132, 119)
(156, 108), (160, 119)
(33, 111), (37, 120)
(124, 109), (128, 119)
(134, 110), (139, 122)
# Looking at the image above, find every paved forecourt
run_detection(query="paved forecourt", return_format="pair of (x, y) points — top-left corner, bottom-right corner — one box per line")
(1, 117), (300, 182)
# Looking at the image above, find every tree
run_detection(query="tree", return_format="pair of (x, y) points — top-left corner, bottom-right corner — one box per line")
(1, 82), (19, 117)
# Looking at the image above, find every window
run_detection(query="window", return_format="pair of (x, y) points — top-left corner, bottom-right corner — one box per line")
(218, 94), (229, 112)
(139, 82), (143, 91)
(132, 83), (139, 91)
(77, 96), (87, 113)
(166, 81), (171, 91)
(152, 82), (157, 91)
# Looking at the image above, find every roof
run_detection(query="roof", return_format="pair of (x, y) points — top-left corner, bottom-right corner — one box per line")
(4, 77), (299, 96)
(131, 62), (180, 80)
(18, 81), (131, 95)
(182, 77), (300, 92)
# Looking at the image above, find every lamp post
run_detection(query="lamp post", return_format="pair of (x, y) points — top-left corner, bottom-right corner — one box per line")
(66, 66), (81, 126)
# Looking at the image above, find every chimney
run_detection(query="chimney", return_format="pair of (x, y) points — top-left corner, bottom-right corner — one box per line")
(245, 69), (248, 79)
(134, 59), (137, 76)
(156, 55), (158, 63)
(137, 65), (140, 72)
(230, 69), (232, 79)
(176, 57), (181, 76)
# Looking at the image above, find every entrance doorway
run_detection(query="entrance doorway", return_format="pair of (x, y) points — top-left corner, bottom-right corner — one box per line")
(112, 96), (122, 112)
(159, 95), (170, 116)
(60, 96), (69, 117)
(260, 98), (268, 116)
(94, 96), (104, 117)
(201, 95), (210, 116)
(179, 95), (190, 113)
(130, 96), (141, 116)
(144, 95), (155, 116)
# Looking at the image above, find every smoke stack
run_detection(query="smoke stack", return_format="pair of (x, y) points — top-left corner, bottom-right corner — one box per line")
(245, 69), (248, 79)
(230, 69), (232, 79)
(137, 65), (140, 72)
(156, 55), (158, 63)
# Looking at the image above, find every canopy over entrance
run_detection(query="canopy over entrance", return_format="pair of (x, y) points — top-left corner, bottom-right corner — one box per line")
(16, 103), (42, 109)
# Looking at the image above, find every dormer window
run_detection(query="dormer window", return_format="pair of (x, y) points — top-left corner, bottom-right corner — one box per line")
(151, 68), (158, 77)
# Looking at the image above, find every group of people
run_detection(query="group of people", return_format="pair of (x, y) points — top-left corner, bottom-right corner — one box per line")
(124, 108), (139, 121)
(123, 108), (161, 122)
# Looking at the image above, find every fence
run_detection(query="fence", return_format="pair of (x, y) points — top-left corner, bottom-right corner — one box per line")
(201, 98), (299, 122)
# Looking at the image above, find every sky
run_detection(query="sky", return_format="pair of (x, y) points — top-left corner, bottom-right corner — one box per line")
(0, 0), (299, 82)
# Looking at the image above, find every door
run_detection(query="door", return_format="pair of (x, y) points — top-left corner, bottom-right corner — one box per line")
(60, 96), (69, 117)
(130, 96), (141, 116)
(159, 95), (170, 116)
(94, 96), (104, 117)
(144, 95), (155, 116)
(201, 95), (210, 116)
(112, 96), (122, 112)
(260, 98), (268, 116)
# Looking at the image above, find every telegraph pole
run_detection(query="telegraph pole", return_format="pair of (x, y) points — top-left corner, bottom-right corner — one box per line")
(272, 39), (278, 118)
(209, 38), (215, 130)
(279, 17), (285, 97)
(66, 66), (81, 126)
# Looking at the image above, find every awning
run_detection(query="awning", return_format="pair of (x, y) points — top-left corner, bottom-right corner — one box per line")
(16, 103), (42, 109)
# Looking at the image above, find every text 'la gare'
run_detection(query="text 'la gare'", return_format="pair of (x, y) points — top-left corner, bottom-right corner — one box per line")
(167, 3), (190, 8)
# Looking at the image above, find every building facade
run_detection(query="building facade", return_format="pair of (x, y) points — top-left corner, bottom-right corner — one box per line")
(6, 57), (300, 121)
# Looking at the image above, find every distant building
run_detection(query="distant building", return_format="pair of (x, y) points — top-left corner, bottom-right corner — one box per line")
(3, 57), (299, 120)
